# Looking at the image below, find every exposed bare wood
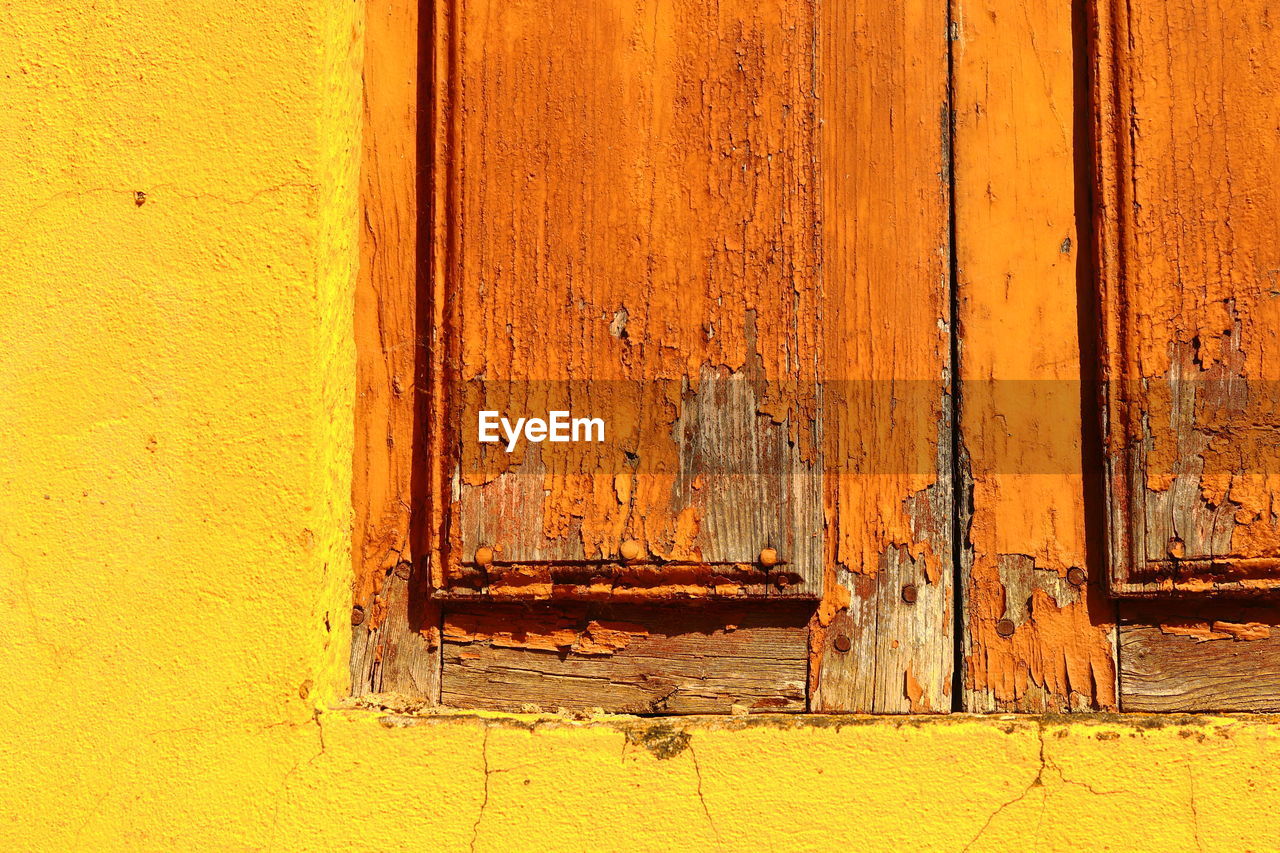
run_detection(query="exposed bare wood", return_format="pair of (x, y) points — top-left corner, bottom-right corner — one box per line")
(350, 564), (440, 698)
(808, 0), (954, 713)
(441, 603), (810, 714)
(1094, 0), (1280, 595)
(1121, 603), (1280, 711)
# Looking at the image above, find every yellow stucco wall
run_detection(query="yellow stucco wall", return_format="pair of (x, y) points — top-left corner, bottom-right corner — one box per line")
(1, 2), (1278, 851)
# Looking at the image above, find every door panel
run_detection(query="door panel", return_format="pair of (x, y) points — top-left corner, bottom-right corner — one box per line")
(438, 0), (823, 598)
(1094, 0), (1280, 595)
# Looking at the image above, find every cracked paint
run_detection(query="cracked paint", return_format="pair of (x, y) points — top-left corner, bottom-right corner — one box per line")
(439, 0), (824, 590)
(1095, 0), (1280, 593)
(1159, 621), (1273, 643)
(444, 610), (649, 655)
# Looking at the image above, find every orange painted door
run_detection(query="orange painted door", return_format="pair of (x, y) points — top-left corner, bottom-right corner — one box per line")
(1095, 0), (1280, 595)
(427, 0), (954, 711)
(353, 0), (1280, 715)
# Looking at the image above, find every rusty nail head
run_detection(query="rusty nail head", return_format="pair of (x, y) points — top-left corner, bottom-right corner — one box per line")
(995, 618), (1016, 637)
(394, 563), (412, 580)
(774, 572), (790, 589)
(1067, 567), (1087, 587)
(901, 584), (918, 603)
(350, 606), (365, 626)
(474, 546), (494, 567)
(759, 547), (779, 567)
(833, 634), (852, 653)
(620, 539), (643, 561)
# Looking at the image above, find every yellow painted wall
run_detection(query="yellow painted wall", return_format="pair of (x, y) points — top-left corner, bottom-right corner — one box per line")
(0, 2), (1277, 851)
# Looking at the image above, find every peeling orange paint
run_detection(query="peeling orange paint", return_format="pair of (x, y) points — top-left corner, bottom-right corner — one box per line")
(1160, 621), (1273, 643)
(446, 0), (823, 584)
(968, 588), (1117, 711)
(429, 0), (956, 650)
(905, 668), (930, 713)
(447, 563), (779, 602)
(352, 0), (423, 623)
(802, 0), (954, 713)
(444, 611), (649, 655)
(1095, 0), (1280, 593)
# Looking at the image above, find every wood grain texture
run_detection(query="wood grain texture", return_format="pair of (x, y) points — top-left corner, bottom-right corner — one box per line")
(350, 565), (440, 698)
(953, 0), (1117, 710)
(808, 0), (954, 713)
(1121, 603), (1280, 711)
(441, 603), (809, 713)
(353, 0), (421, 613)
(1094, 0), (1280, 595)
(351, 0), (441, 700)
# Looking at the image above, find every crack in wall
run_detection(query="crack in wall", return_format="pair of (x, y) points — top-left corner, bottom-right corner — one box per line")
(961, 722), (1136, 851)
(268, 710), (328, 848)
(688, 741), (724, 850)
(469, 727), (491, 853)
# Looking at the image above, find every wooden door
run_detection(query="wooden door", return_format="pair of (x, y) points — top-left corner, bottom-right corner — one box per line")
(416, 0), (954, 712)
(1095, 0), (1280, 596)
(351, 0), (1280, 714)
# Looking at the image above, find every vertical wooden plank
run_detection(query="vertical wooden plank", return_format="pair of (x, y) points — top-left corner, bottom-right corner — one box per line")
(350, 565), (440, 697)
(350, 0), (441, 700)
(953, 0), (1118, 710)
(809, 0), (955, 713)
(1094, 0), (1280, 595)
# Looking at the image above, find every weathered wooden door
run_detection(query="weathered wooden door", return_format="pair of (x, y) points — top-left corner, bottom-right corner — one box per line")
(419, 0), (954, 713)
(352, 0), (1280, 715)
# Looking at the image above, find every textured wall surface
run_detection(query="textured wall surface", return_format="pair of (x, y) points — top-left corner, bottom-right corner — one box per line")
(0, 0), (360, 844)
(1, 2), (1279, 851)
